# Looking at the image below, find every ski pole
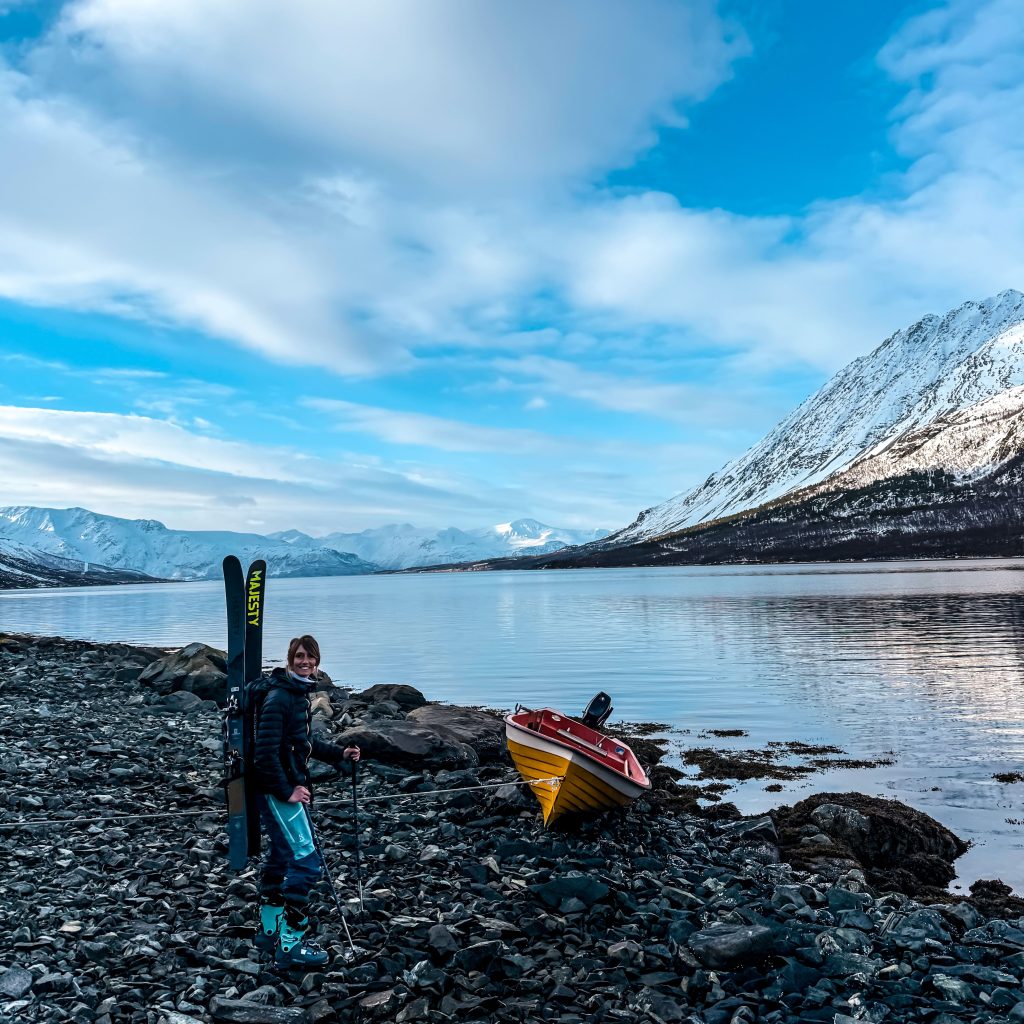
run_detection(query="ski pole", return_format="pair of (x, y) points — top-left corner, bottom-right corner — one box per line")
(350, 760), (365, 918)
(304, 804), (358, 958)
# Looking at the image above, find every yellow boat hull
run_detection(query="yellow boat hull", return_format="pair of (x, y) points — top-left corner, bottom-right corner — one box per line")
(506, 720), (648, 827)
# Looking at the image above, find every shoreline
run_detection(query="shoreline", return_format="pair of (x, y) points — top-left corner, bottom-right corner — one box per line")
(3, 552), (1024, 591)
(5, 633), (1024, 1023)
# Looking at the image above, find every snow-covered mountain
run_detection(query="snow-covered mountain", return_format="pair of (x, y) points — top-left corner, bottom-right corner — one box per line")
(614, 289), (1024, 543)
(0, 537), (158, 589)
(281, 519), (608, 570)
(0, 507), (605, 583)
(0, 507), (377, 581)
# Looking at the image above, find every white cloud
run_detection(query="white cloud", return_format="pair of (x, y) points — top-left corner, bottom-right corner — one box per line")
(4, 0), (1017, 391)
(0, 402), (711, 530)
(0, 404), (524, 529)
(0, 1), (753, 382)
(0, 62), (404, 374)
(492, 352), (743, 423)
(41, 0), (745, 191)
(306, 397), (574, 454)
(0, 404), (302, 480)
(525, 0), (1024, 372)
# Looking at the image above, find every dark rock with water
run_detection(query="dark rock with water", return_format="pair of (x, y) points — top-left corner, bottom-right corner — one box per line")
(772, 792), (970, 895)
(4, 632), (1024, 1024)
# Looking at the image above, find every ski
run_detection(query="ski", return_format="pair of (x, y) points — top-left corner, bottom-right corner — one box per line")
(243, 559), (267, 860)
(222, 555), (248, 871)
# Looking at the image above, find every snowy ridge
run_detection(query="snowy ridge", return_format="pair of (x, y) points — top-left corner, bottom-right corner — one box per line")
(614, 289), (1024, 542)
(318, 518), (608, 570)
(823, 386), (1024, 494)
(0, 537), (157, 588)
(0, 507), (377, 580)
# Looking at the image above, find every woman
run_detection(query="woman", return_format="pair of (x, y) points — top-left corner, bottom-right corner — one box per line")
(251, 634), (361, 967)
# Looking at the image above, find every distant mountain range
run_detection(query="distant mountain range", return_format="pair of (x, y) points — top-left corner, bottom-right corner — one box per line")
(0, 506), (607, 587)
(460, 289), (1024, 570)
(272, 520), (608, 570)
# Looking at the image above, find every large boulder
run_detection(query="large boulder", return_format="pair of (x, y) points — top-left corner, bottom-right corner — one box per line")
(772, 792), (969, 895)
(333, 719), (479, 769)
(688, 924), (775, 968)
(407, 705), (506, 763)
(352, 683), (426, 712)
(137, 643), (228, 704)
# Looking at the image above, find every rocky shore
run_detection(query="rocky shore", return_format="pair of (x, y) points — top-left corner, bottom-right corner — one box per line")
(4, 634), (1024, 1024)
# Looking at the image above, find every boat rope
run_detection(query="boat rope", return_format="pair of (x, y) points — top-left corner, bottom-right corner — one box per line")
(0, 775), (563, 831)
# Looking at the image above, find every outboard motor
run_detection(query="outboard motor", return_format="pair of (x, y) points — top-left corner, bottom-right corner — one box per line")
(581, 691), (613, 730)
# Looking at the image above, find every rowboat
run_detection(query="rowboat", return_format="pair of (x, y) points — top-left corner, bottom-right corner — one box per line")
(505, 693), (651, 826)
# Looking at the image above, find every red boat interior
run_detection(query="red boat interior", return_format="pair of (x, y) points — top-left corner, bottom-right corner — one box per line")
(510, 708), (650, 784)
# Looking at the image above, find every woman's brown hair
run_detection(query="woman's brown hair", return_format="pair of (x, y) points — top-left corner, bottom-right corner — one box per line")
(287, 634), (321, 667)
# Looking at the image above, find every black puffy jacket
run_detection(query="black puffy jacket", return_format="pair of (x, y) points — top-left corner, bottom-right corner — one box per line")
(252, 667), (350, 802)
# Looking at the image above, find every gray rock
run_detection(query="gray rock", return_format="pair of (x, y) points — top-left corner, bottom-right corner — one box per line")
(608, 939), (642, 963)
(688, 924), (774, 968)
(827, 887), (871, 913)
(156, 690), (205, 713)
(358, 989), (398, 1016)
(720, 815), (779, 845)
(333, 720), (479, 769)
(408, 705), (506, 762)
(396, 997), (430, 1023)
(771, 884), (808, 910)
(964, 919), (1024, 948)
(484, 782), (535, 813)
(636, 990), (685, 1022)
(889, 907), (951, 945)
(811, 803), (870, 839)
(209, 996), (312, 1023)
(402, 959), (448, 992)
(353, 683), (427, 712)
(822, 952), (882, 978)
(939, 963), (1019, 985)
(929, 973), (974, 1004)
(530, 873), (610, 909)
(944, 901), (983, 930)
(359, 699), (406, 722)
(453, 940), (507, 973)
(427, 923), (459, 959)
(0, 966), (33, 999)
(138, 642), (227, 704)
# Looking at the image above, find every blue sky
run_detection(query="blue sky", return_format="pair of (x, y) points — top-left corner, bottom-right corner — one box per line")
(0, 0), (1021, 535)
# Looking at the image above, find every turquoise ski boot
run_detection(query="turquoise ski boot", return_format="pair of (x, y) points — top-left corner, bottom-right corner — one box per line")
(275, 910), (329, 969)
(254, 901), (284, 953)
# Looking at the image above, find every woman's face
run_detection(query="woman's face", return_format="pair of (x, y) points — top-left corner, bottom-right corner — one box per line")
(290, 645), (318, 679)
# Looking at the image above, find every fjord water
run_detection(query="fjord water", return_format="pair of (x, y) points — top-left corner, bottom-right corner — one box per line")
(4, 561), (1024, 892)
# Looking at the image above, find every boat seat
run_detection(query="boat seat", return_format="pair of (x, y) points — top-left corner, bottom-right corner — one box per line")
(557, 728), (608, 756)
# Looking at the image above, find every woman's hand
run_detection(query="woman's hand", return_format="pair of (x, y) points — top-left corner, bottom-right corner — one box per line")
(343, 746), (361, 762)
(287, 786), (311, 804)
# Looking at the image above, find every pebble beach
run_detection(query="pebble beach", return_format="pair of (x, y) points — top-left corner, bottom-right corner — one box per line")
(5, 633), (1024, 1024)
